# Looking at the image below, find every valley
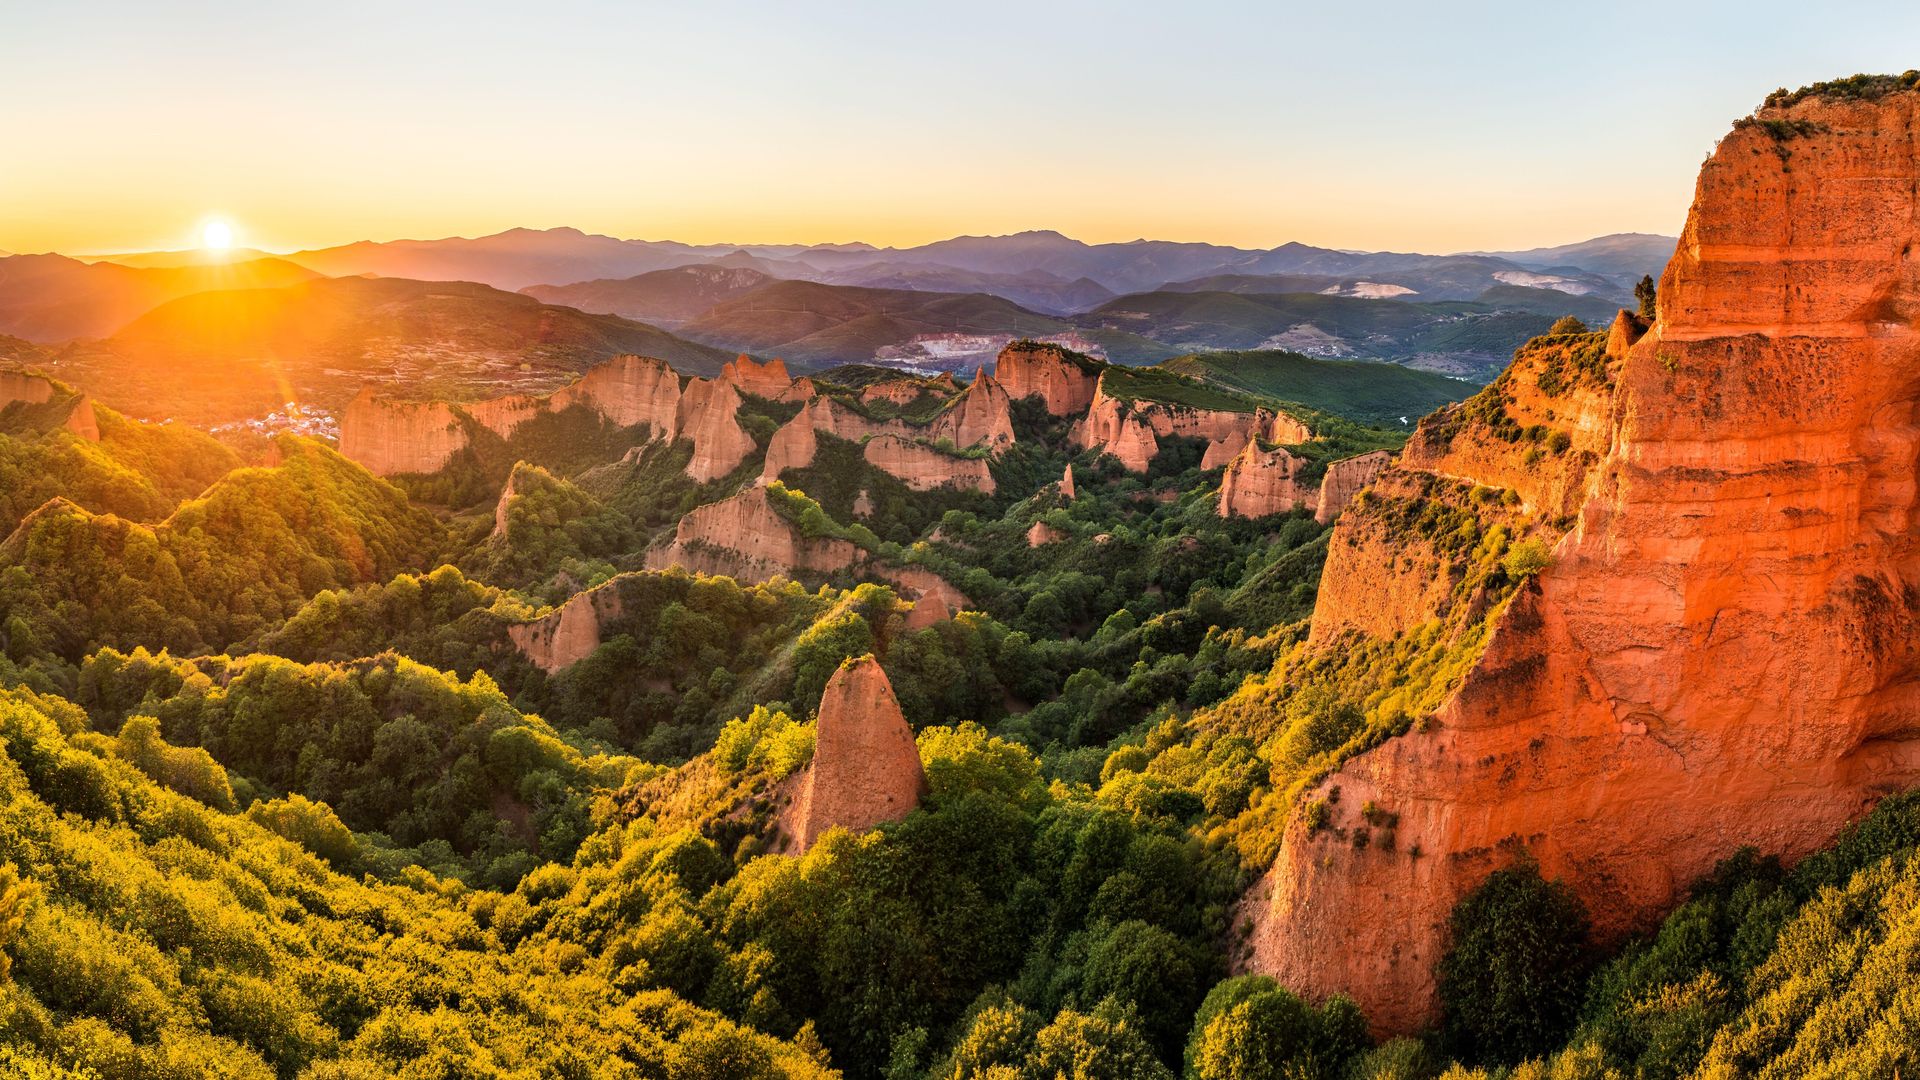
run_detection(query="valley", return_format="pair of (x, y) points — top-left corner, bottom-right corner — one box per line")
(2, 53), (1919, 1080)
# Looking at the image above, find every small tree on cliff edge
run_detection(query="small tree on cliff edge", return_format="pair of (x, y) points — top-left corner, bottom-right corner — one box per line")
(1635, 274), (1658, 319)
(1438, 858), (1593, 1065)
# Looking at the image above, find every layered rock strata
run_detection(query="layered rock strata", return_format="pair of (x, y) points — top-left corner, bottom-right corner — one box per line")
(1240, 85), (1920, 1033)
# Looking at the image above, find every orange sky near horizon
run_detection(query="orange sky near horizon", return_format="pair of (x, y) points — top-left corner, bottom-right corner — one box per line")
(5, 2), (1918, 259)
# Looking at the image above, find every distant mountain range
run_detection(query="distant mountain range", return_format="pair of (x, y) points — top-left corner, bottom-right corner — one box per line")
(0, 226), (1677, 419)
(104, 225), (1670, 310)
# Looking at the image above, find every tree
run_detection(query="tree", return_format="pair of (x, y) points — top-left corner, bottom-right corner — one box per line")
(0, 864), (36, 980)
(1635, 275), (1657, 319)
(1546, 316), (1589, 336)
(1438, 861), (1593, 1064)
(1191, 987), (1368, 1080)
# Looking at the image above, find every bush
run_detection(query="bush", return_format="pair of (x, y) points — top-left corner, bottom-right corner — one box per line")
(1502, 538), (1553, 580)
(1439, 861), (1593, 1064)
(247, 794), (358, 867)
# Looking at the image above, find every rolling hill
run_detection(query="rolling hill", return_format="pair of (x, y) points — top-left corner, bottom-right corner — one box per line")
(676, 279), (1075, 367)
(49, 276), (733, 424)
(1073, 289), (1590, 378)
(522, 264), (780, 326)
(1159, 349), (1474, 427)
(1466, 231), (1677, 284)
(0, 252), (322, 341)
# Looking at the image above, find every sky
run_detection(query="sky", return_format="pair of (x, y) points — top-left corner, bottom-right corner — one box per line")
(4, 0), (1918, 257)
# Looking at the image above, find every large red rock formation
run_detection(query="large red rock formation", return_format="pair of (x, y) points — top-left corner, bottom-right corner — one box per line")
(903, 590), (952, 631)
(0, 371), (100, 442)
(1074, 373), (1308, 475)
(463, 393), (544, 440)
(721, 354), (793, 399)
(339, 354), (689, 476)
(931, 372), (1016, 448)
(1313, 449), (1394, 525)
(0, 370), (55, 408)
(62, 394), (99, 441)
(780, 657), (929, 852)
(338, 388), (469, 476)
(1201, 429), (1249, 470)
(1074, 388), (1162, 473)
(759, 388), (1006, 492)
(1217, 441), (1313, 518)
(644, 485), (862, 582)
(995, 340), (1100, 416)
(507, 583), (627, 673)
(778, 377), (818, 403)
(1060, 464), (1076, 500)
(549, 354), (683, 437)
(1240, 85), (1920, 1033)
(675, 377), (755, 482)
(862, 435), (996, 493)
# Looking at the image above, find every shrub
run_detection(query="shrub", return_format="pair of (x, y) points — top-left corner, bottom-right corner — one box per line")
(1438, 861), (1593, 1064)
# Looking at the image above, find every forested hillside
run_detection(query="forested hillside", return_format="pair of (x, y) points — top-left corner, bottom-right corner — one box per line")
(0, 291), (1914, 1080)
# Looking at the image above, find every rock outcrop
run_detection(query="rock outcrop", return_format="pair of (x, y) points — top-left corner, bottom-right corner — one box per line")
(930, 372), (1016, 448)
(778, 377), (818, 403)
(759, 386), (1006, 492)
(549, 354), (683, 437)
(720, 354), (793, 399)
(1074, 373), (1309, 475)
(338, 388), (469, 476)
(675, 377), (755, 482)
(0, 372), (102, 443)
(903, 590), (952, 631)
(862, 435), (996, 493)
(1060, 464), (1076, 500)
(1313, 449), (1394, 524)
(508, 584), (627, 673)
(62, 394), (99, 441)
(0, 370), (56, 409)
(1201, 429), (1249, 470)
(780, 657), (929, 852)
(491, 467), (524, 538)
(644, 485), (862, 582)
(1026, 521), (1066, 547)
(1217, 442), (1313, 518)
(1240, 84), (1920, 1034)
(339, 354), (698, 477)
(463, 393), (545, 440)
(995, 340), (1100, 415)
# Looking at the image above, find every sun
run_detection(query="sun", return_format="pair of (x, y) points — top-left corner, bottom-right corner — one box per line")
(200, 219), (235, 251)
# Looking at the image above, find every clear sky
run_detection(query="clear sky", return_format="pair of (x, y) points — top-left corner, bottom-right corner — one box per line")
(4, 0), (1916, 256)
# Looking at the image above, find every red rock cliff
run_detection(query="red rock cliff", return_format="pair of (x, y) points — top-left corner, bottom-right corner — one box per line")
(1241, 85), (1920, 1033)
(721, 354), (793, 398)
(338, 388), (469, 476)
(1217, 442), (1314, 518)
(508, 582), (627, 673)
(995, 341), (1100, 416)
(1313, 449), (1393, 525)
(549, 354), (683, 438)
(644, 485), (862, 582)
(675, 376), (755, 482)
(862, 435), (996, 493)
(780, 656), (929, 852)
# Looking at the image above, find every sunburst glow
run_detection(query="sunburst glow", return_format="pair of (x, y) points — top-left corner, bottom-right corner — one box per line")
(200, 219), (234, 251)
